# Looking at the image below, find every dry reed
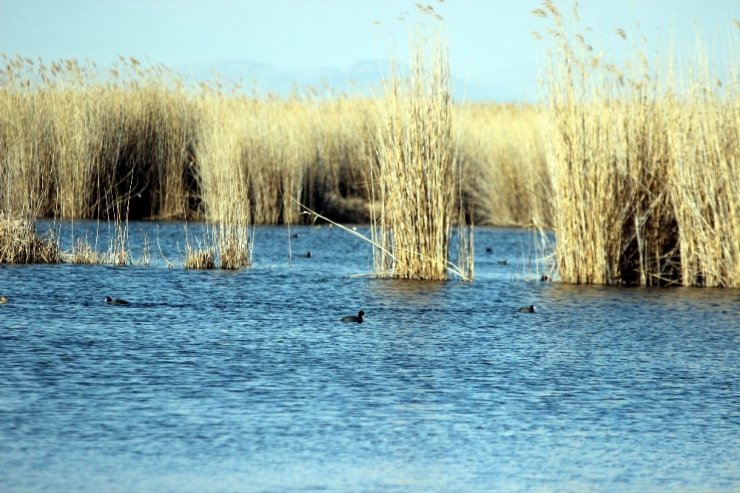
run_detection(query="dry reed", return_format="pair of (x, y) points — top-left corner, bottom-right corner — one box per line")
(536, 1), (739, 287)
(0, 51), (551, 231)
(193, 96), (252, 269)
(66, 237), (100, 264)
(459, 103), (552, 227)
(0, 213), (60, 263)
(0, 55), (199, 221)
(371, 28), (473, 281)
(183, 245), (216, 270)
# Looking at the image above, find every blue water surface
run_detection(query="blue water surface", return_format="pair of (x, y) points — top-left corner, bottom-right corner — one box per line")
(0, 223), (738, 492)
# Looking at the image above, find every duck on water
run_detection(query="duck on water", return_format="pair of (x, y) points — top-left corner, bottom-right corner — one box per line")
(518, 304), (536, 313)
(341, 310), (365, 323)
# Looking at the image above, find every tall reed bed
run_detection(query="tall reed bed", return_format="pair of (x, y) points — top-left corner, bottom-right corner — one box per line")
(0, 55), (199, 221)
(0, 61), (54, 218)
(459, 103), (551, 227)
(196, 94), (313, 225)
(307, 96), (376, 223)
(535, 1), (739, 287)
(371, 29), (473, 281)
(1, 52), (550, 235)
(194, 95), (253, 268)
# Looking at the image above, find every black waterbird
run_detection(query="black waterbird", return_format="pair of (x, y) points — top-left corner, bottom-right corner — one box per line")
(105, 296), (130, 306)
(341, 310), (365, 323)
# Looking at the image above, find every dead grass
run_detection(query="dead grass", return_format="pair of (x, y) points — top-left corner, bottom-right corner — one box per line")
(0, 52), (550, 231)
(3, 9), (735, 286)
(459, 103), (551, 227)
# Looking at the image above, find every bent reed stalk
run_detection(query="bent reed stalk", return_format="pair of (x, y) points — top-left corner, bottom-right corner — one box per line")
(371, 28), (473, 281)
(536, 1), (739, 287)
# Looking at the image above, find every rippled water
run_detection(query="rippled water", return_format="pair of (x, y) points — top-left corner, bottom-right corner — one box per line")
(1, 223), (738, 492)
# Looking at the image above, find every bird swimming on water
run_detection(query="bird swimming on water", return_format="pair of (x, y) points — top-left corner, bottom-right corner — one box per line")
(341, 310), (365, 323)
(0, 296), (8, 304)
(518, 304), (536, 313)
(105, 296), (130, 306)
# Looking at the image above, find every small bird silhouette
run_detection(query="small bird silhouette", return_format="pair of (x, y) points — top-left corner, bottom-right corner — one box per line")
(340, 310), (365, 323)
(518, 304), (536, 313)
(105, 296), (130, 306)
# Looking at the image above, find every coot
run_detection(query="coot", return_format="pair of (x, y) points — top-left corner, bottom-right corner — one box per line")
(341, 310), (365, 323)
(105, 296), (130, 306)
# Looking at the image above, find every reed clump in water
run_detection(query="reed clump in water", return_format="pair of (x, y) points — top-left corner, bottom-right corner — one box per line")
(0, 55), (199, 221)
(194, 95), (253, 269)
(371, 25), (473, 281)
(181, 225), (246, 270)
(66, 238), (100, 264)
(536, 1), (739, 287)
(0, 213), (60, 263)
(183, 245), (216, 270)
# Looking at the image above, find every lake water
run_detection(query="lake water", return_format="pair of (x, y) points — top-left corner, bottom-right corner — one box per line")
(1, 222), (738, 492)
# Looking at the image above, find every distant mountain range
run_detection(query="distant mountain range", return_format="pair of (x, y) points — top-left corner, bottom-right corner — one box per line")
(174, 59), (387, 97)
(174, 59), (533, 102)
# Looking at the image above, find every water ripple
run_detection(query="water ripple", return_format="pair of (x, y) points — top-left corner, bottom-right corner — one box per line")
(0, 225), (738, 492)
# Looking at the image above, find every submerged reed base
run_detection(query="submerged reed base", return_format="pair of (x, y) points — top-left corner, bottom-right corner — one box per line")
(66, 238), (100, 264)
(217, 226), (252, 270)
(182, 225), (251, 270)
(183, 246), (216, 270)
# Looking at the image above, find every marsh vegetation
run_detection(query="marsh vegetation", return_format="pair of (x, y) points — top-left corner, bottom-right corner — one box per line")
(370, 29), (473, 281)
(0, 1), (736, 285)
(534, 1), (739, 287)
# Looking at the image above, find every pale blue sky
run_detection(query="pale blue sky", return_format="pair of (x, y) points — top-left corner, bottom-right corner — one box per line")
(1, 0), (737, 100)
